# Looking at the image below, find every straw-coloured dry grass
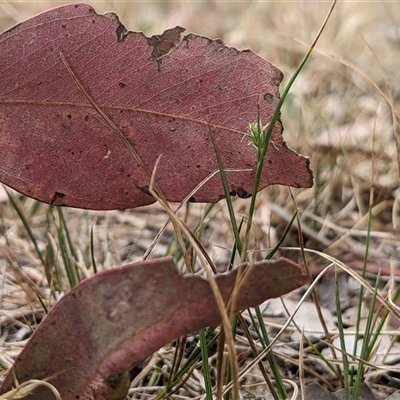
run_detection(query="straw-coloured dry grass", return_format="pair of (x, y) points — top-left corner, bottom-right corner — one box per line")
(0, 1), (399, 399)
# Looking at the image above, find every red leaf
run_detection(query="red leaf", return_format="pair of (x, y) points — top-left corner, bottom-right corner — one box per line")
(0, 257), (309, 400)
(0, 4), (312, 210)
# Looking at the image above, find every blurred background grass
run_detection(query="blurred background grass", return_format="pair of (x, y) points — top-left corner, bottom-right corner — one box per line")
(1, 1), (400, 398)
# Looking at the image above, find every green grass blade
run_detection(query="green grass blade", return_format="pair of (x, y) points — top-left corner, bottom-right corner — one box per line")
(55, 209), (77, 288)
(210, 129), (242, 255)
(57, 208), (78, 263)
(266, 209), (298, 260)
(90, 225), (97, 274)
(32, 286), (48, 314)
(5, 188), (46, 267)
(200, 329), (213, 400)
(26, 199), (42, 218)
(166, 336), (184, 392)
(246, 310), (281, 400)
(241, 0), (337, 261)
(57, 226), (76, 289)
(45, 209), (64, 293)
(368, 283), (400, 356)
(255, 307), (287, 399)
(335, 267), (350, 399)
(353, 272), (380, 399)
(153, 328), (219, 400)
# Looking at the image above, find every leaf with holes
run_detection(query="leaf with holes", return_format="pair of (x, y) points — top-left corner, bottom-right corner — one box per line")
(0, 257), (309, 400)
(0, 3), (312, 210)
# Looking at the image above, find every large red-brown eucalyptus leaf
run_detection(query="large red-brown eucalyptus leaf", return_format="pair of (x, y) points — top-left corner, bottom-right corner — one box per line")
(0, 4), (312, 210)
(1, 257), (309, 400)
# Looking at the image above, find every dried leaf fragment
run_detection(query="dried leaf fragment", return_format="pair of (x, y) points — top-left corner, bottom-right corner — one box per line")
(0, 4), (313, 210)
(0, 257), (309, 400)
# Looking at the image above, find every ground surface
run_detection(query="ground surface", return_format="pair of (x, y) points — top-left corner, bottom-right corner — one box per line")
(0, 1), (400, 399)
